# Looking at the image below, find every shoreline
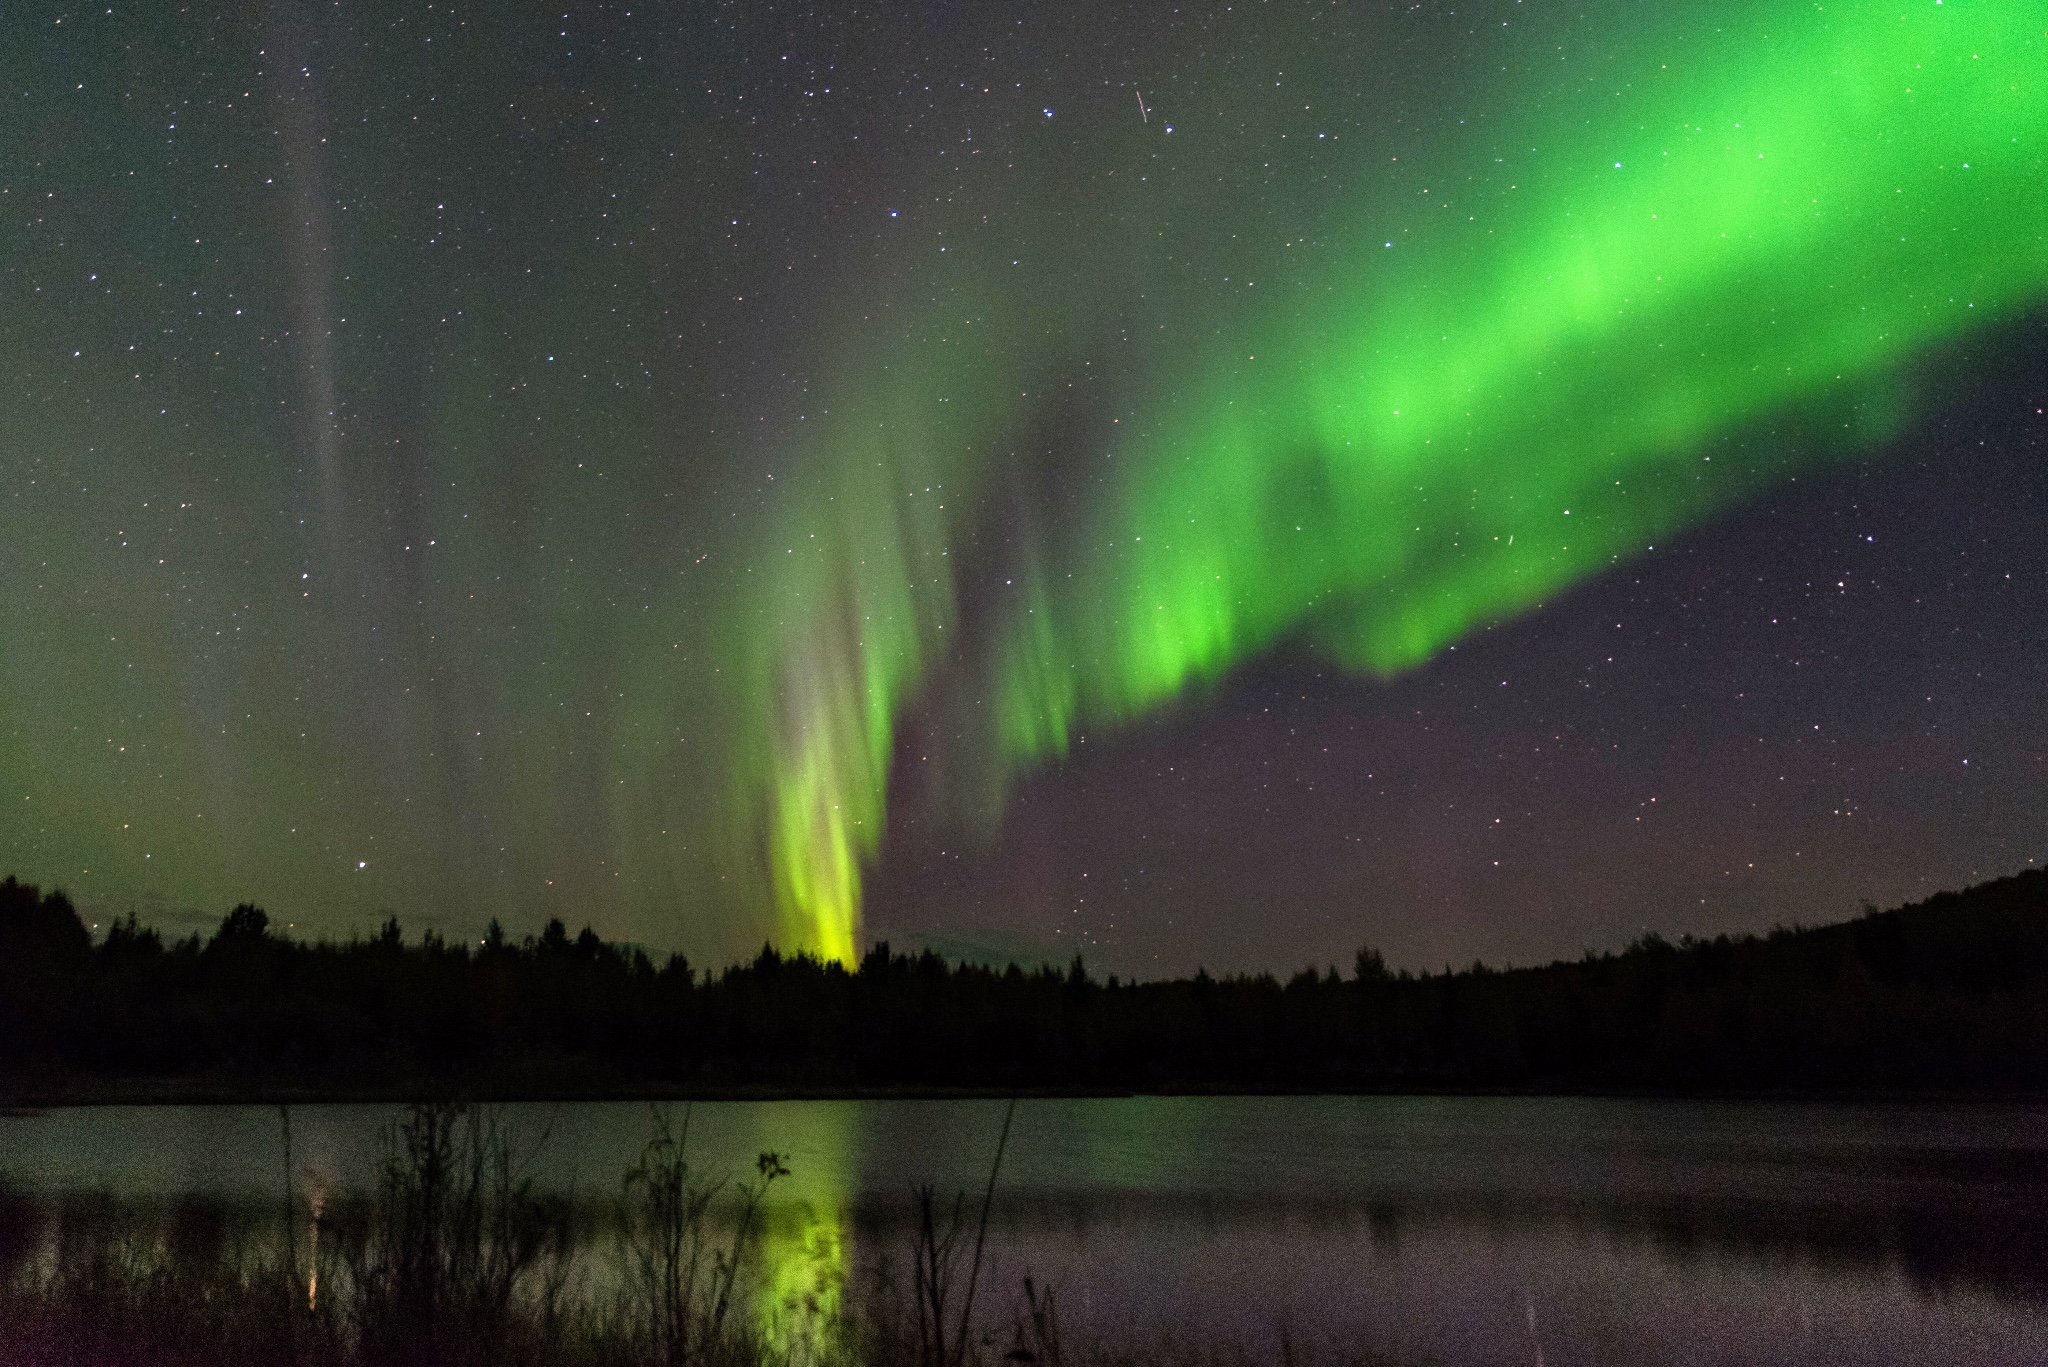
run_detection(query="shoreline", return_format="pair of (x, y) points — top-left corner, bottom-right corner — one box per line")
(5, 1076), (2044, 1110)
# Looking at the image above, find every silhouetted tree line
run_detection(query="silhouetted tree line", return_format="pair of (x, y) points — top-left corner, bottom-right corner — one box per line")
(3, 870), (2046, 1097)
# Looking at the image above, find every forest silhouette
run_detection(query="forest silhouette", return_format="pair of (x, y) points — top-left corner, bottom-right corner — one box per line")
(2, 870), (2045, 1100)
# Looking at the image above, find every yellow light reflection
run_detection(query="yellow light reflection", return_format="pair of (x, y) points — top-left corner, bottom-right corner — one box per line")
(747, 1101), (854, 1355)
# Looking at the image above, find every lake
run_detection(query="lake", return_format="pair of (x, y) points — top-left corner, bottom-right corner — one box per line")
(3, 1095), (2045, 1365)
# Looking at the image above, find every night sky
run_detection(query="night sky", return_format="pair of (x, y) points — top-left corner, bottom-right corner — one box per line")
(2, 0), (2043, 975)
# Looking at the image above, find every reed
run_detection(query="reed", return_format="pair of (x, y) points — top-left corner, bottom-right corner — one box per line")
(0, 1101), (1395, 1367)
(618, 1104), (790, 1367)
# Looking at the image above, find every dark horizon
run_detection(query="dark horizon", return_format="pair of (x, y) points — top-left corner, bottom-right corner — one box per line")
(24, 851), (2048, 985)
(6, 864), (2045, 1104)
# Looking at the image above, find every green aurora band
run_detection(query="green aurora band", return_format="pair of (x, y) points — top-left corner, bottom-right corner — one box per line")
(712, 1), (2048, 961)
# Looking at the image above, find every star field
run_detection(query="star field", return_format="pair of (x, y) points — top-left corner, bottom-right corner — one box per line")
(1, 0), (2043, 972)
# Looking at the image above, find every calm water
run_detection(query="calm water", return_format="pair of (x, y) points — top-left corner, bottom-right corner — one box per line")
(3, 1095), (2045, 1365)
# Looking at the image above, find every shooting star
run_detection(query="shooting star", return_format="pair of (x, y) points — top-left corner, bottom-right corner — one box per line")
(1136, 90), (1148, 123)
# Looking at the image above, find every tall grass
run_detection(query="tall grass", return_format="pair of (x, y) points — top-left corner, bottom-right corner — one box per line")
(336, 1102), (579, 1364)
(910, 1099), (1014, 1367)
(0, 1101), (1410, 1367)
(0, 1103), (587, 1366)
(0, 1101), (1073, 1367)
(618, 1105), (790, 1367)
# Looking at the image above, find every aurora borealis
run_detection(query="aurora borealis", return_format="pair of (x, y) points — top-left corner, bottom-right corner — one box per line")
(3, 0), (2046, 970)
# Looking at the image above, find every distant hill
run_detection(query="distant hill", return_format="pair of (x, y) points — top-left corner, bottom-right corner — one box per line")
(2, 869), (2044, 1101)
